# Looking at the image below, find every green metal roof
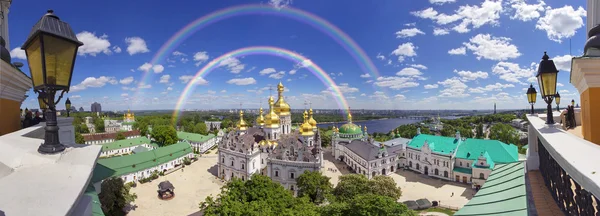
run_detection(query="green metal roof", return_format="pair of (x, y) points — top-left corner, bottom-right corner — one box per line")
(408, 134), (459, 154)
(453, 167), (472, 174)
(122, 121), (135, 125)
(177, 131), (215, 143)
(472, 152), (495, 170)
(339, 122), (363, 134)
(101, 137), (152, 152)
(85, 184), (105, 216)
(455, 162), (527, 216)
(455, 138), (519, 163)
(92, 142), (192, 183)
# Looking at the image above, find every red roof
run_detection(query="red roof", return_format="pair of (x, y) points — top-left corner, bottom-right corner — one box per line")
(83, 130), (141, 142)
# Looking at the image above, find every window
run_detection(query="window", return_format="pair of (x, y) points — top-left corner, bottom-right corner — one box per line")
(290, 185), (294, 191)
(290, 172), (295, 179)
(242, 176), (245, 181)
(275, 171), (279, 177)
(231, 161), (234, 166)
(479, 173), (485, 179)
(444, 171), (448, 178)
(241, 164), (245, 170)
(467, 163), (470, 167)
(460, 162), (463, 166)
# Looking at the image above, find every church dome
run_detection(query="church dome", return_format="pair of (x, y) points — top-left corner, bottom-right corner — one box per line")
(264, 96), (280, 129)
(339, 112), (362, 134)
(308, 108), (317, 129)
(273, 82), (291, 116)
(236, 110), (248, 131)
(256, 107), (265, 126)
(300, 110), (315, 136)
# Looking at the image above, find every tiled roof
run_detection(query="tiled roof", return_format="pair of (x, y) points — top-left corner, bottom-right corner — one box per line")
(91, 142), (192, 183)
(345, 139), (397, 161)
(455, 138), (519, 163)
(177, 131), (215, 143)
(100, 137), (152, 152)
(453, 167), (471, 174)
(455, 162), (527, 216)
(83, 130), (140, 142)
(408, 134), (459, 154)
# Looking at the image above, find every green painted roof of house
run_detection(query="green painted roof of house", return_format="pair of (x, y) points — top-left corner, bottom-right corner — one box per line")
(177, 131), (215, 143)
(455, 162), (527, 216)
(455, 138), (519, 163)
(85, 184), (105, 216)
(122, 121), (135, 125)
(101, 137), (151, 152)
(408, 134), (459, 154)
(472, 152), (495, 170)
(92, 142), (192, 183)
(453, 166), (472, 174)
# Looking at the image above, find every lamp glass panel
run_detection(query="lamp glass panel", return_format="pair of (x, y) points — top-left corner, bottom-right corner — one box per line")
(538, 73), (557, 97)
(556, 95), (561, 104)
(42, 34), (77, 88)
(38, 97), (47, 110)
(528, 93), (536, 103)
(66, 103), (71, 110)
(24, 36), (44, 88)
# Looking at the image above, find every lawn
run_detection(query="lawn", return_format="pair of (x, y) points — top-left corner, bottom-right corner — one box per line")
(419, 207), (456, 216)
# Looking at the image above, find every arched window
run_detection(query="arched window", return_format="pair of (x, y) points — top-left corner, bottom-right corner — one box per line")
(241, 163), (245, 170)
(231, 161), (234, 166)
(409, 161), (412, 167)
(290, 172), (295, 179)
(479, 173), (485, 179)
(444, 171), (448, 178)
(275, 171), (279, 177)
(435, 168), (439, 175)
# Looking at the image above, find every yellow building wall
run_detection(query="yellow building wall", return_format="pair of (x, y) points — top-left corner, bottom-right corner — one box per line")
(580, 88), (600, 145)
(0, 98), (22, 136)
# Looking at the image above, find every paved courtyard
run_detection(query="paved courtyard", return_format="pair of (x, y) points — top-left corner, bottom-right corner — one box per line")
(128, 155), (223, 216)
(322, 149), (474, 209)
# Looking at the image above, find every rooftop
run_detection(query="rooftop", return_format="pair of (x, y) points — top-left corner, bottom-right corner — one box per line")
(100, 136), (153, 152)
(408, 134), (459, 154)
(456, 139), (519, 163)
(83, 130), (141, 142)
(177, 131), (215, 143)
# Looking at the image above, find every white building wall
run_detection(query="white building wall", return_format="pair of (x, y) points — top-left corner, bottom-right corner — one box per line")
(268, 159), (320, 195)
(97, 152), (193, 184)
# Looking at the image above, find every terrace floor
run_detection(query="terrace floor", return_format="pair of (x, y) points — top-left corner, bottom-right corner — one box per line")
(527, 170), (563, 216)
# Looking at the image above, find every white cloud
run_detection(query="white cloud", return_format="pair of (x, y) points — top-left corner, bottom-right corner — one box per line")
(125, 37), (150, 55)
(394, 94), (407, 100)
(193, 51), (209, 66)
(179, 75), (209, 85)
(557, 83), (564, 87)
(138, 63), (153, 72)
(395, 28), (425, 38)
(469, 83), (515, 93)
(167, 87), (173, 91)
(159, 74), (170, 83)
(409, 64), (428, 70)
(246, 66), (257, 72)
(438, 77), (470, 98)
(374, 76), (420, 90)
(376, 53), (386, 60)
(269, 71), (286, 79)
(121, 93), (129, 97)
(369, 91), (389, 100)
(559, 89), (570, 93)
(221, 90), (227, 93)
(463, 34), (521, 61)
(429, 0), (455, 4)
(492, 62), (536, 84)
(172, 51), (186, 56)
(325, 83), (359, 94)
(509, 0), (546, 21)
(412, 0), (502, 33)
(227, 77), (257, 85)
(424, 84), (439, 89)
(433, 28), (450, 36)
(391, 43), (417, 62)
(218, 57), (245, 73)
(113, 46), (122, 53)
(119, 76), (134, 85)
(76, 31), (111, 56)
(152, 65), (165, 73)
(454, 70), (488, 81)
(360, 73), (371, 78)
(207, 90), (216, 94)
(536, 5), (586, 42)
(9, 47), (26, 59)
(552, 54), (573, 72)
(259, 68), (277, 75)
(396, 68), (423, 77)
(70, 76), (118, 92)
(269, 0), (292, 9)
(289, 69), (297, 75)
(138, 83), (152, 89)
(448, 47), (466, 55)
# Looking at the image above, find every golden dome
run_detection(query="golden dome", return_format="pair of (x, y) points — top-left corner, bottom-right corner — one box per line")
(256, 107), (265, 126)
(236, 110), (248, 131)
(274, 82), (291, 116)
(264, 96), (280, 129)
(308, 108), (317, 128)
(300, 110), (315, 136)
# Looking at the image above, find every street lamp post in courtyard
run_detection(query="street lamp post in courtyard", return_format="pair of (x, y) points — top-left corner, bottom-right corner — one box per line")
(536, 52), (559, 125)
(65, 98), (71, 117)
(555, 92), (561, 112)
(22, 10), (83, 154)
(37, 94), (47, 121)
(526, 84), (537, 115)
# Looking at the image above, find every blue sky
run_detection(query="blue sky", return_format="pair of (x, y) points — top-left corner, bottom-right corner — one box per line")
(9, 0), (587, 111)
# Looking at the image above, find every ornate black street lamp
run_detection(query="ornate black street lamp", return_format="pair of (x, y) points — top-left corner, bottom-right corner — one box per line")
(571, 99), (575, 107)
(38, 94), (47, 121)
(555, 92), (561, 112)
(526, 84), (537, 114)
(65, 98), (71, 117)
(536, 52), (559, 125)
(22, 10), (83, 154)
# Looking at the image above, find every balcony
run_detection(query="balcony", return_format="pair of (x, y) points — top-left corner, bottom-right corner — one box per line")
(526, 114), (600, 215)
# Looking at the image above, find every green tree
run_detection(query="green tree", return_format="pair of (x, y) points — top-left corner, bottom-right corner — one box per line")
(116, 132), (126, 140)
(346, 194), (414, 216)
(476, 123), (484, 139)
(221, 119), (232, 129)
(296, 171), (333, 204)
(440, 125), (455, 137)
(332, 174), (402, 202)
(99, 177), (137, 216)
(151, 125), (178, 146)
(75, 132), (85, 144)
(319, 128), (332, 148)
(94, 117), (105, 133)
(369, 175), (403, 200)
(200, 174), (318, 216)
(194, 122), (208, 135)
(489, 123), (520, 145)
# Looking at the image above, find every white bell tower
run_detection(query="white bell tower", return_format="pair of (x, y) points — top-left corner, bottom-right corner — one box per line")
(0, 0), (11, 50)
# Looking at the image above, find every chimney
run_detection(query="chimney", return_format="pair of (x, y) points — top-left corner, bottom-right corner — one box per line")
(570, 0), (600, 144)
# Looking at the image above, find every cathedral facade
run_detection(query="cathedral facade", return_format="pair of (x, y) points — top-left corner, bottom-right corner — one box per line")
(217, 82), (322, 193)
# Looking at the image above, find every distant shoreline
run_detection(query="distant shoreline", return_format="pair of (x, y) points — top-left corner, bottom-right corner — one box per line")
(315, 117), (423, 125)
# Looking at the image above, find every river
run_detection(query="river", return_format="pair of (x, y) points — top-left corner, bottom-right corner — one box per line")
(316, 118), (422, 134)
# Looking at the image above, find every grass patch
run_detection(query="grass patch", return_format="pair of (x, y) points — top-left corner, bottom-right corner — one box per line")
(419, 207), (456, 216)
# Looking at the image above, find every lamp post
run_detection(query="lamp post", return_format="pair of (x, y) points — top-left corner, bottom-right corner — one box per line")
(526, 84), (537, 114)
(65, 98), (71, 117)
(22, 10), (83, 154)
(536, 52), (559, 125)
(555, 92), (561, 112)
(571, 99), (575, 107)
(38, 94), (47, 121)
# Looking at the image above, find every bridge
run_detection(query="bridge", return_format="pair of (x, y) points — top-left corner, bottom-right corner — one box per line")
(398, 116), (430, 120)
